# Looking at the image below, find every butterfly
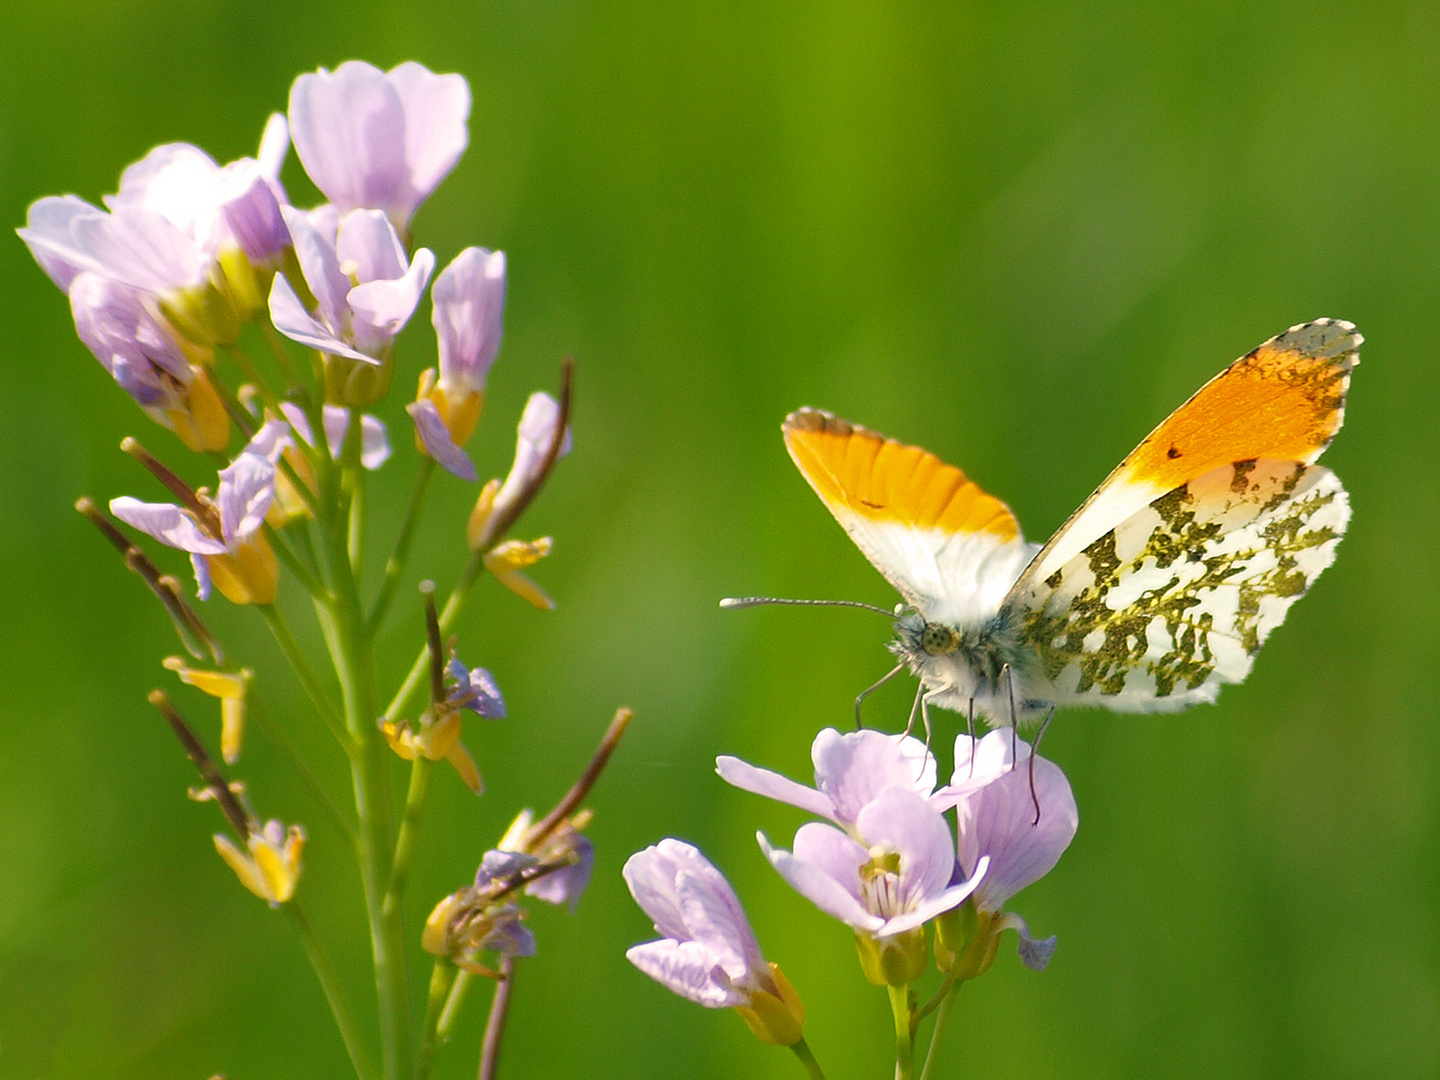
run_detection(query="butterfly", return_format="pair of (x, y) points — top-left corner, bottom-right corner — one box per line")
(780, 319), (1357, 729)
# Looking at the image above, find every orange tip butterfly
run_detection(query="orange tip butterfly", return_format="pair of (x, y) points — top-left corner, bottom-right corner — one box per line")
(776, 319), (1357, 728)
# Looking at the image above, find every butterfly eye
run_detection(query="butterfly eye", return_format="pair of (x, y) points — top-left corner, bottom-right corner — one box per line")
(920, 622), (959, 656)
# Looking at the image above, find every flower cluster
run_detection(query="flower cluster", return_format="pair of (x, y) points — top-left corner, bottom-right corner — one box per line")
(26, 61), (624, 1080)
(626, 723), (1077, 1071)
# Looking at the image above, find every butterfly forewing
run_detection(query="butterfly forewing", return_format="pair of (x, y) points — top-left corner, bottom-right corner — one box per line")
(783, 409), (1035, 621)
(1008, 458), (1350, 711)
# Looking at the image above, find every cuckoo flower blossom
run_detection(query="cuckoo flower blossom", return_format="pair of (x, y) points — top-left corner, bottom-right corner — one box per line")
(68, 272), (229, 452)
(19, 116), (291, 343)
(760, 787), (988, 986)
(625, 839), (805, 1046)
(288, 61), (470, 234)
(269, 206), (434, 405)
(941, 733), (1077, 974)
(110, 423), (288, 604)
(718, 727), (961, 835)
(410, 246), (506, 470)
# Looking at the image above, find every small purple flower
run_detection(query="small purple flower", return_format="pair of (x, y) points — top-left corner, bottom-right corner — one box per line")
(408, 398), (478, 481)
(624, 840), (806, 1044)
(718, 726), (945, 834)
(446, 658), (505, 717)
(288, 61), (470, 233)
(269, 205), (434, 364)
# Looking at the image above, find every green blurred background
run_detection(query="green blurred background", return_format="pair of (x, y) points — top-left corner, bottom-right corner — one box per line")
(1, 2), (1437, 1077)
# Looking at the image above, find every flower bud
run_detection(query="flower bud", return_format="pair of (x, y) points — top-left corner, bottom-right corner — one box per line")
(855, 926), (929, 987)
(734, 962), (806, 1046)
(205, 533), (279, 605)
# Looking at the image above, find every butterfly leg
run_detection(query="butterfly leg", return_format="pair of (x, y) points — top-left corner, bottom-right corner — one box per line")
(903, 681), (924, 737)
(965, 697), (977, 778)
(854, 662), (905, 730)
(1001, 663), (1019, 760)
(1028, 706), (1056, 826)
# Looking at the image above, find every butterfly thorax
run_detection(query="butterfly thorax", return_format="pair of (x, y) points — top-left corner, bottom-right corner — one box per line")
(890, 610), (1048, 727)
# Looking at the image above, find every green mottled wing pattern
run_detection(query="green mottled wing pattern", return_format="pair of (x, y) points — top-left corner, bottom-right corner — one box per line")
(1006, 459), (1349, 712)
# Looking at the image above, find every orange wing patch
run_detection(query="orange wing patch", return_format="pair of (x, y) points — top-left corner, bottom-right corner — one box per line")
(783, 409), (1019, 540)
(1120, 319), (1357, 492)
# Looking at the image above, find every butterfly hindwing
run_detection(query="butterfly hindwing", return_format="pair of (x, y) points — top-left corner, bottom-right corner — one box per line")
(1008, 458), (1350, 711)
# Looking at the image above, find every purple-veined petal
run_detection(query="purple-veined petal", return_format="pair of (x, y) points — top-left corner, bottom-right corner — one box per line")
(716, 755), (836, 820)
(933, 730), (1023, 809)
(762, 827), (881, 932)
(626, 940), (747, 1008)
(623, 839), (758, 954)
(387, 61), (471, 222)
(348, 247), (434, 352)
(268, 272), (376, 364)
(676, 870), (759, 983)
(408, 399), (477, 481)
(218, 163), (290, 264)
(956, 746), (1077, 912)
(289, 62), (407, 216)
(110, 497), (226, 555)
(813, 728), (937, 826)
(432, 246), (505, 393)
(217, 452), (276, 543)
(336, 208), (407, 283)
(39, 204), (206, 294)
(18, 195), (102, 291)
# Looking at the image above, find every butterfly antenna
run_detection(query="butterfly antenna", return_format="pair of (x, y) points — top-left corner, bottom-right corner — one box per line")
(1029, 706), (1056, 826)
(854, 663), (905, 730)
(720, 596), (898, 616)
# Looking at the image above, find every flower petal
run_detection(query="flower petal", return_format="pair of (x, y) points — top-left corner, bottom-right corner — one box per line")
(813, 727), (936, 825)
(762, 827), (881, 932)
(268, 272), (376, 364)
(408, 398), (477, 480)
(388, 61), (471, 221)
(288, 62), (406, 215)
(432, 246), (505, 392)
(715, 755), (836, 820)
(110, 497), (225, 554)
(626, 940), (746, 1008)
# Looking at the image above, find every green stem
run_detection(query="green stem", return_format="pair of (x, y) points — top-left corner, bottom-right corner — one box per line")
(889, 984), (914, 1080)
(436, 970), (472, 1042)
(789, 1037), (829, 1080)
(384, 550), (485, 723)
(326, 446), (410, 1080)
(414, 958), (457, 1080)
(287, 902), (379, 1080)
(918, 982), (962, 1080)
(258, 602), (349, 749)
(368, 457), (436, 634)
(383, 757), (434, 920)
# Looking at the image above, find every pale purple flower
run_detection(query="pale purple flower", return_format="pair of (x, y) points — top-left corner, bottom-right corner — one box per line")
(951, 733), (1077, 970)
(446, 658), (505, 717)
(110, 423), (285, 599)
(760, 787), (986, 941)
(433, 247), (506, 394)
(718, 727), (950, 834)
(20, 197), (208, 297)
(288, 61), (470, 232)
(269, 205), (434, 363)
(278, 402), (390, 470)
(525, 833), (593, 911)
(624, 840), (773, 1008)
(466, 391), (573, 541)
